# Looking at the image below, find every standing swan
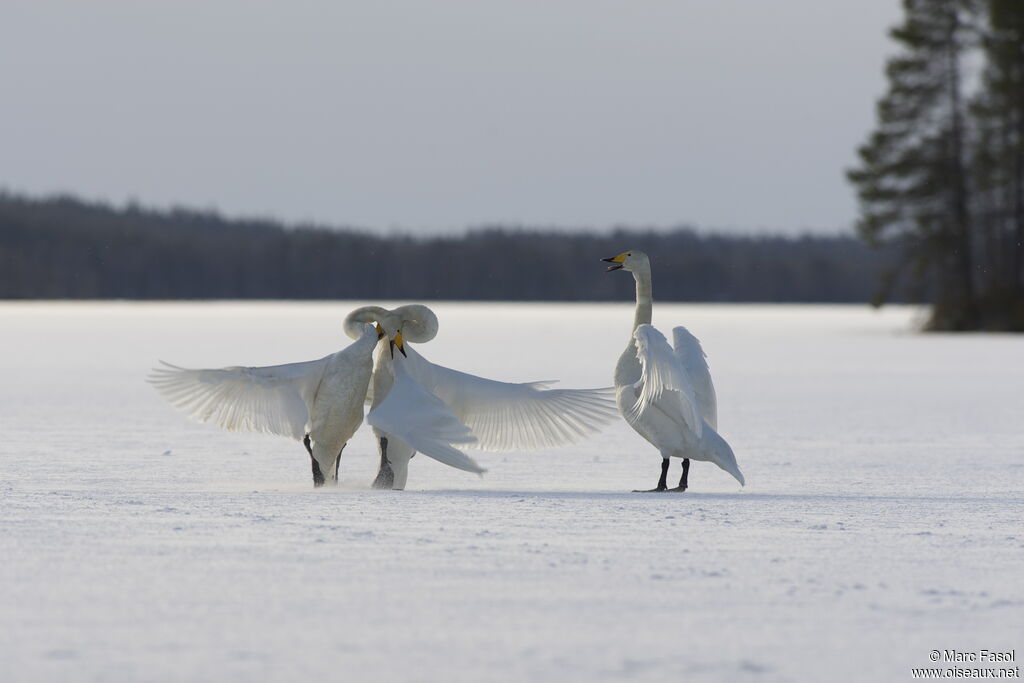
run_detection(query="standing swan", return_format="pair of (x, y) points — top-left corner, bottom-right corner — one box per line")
(345, 304), (619, 490)
(346, 304), (444, 490)
(601, 250), (744, 491)
(148, 320), (379, 486)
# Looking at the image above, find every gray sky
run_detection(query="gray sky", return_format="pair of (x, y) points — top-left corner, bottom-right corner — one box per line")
(2, 1), (902, 234)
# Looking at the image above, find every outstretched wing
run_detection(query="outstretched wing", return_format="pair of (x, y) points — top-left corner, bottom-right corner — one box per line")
(367, 360), (484, 474)
(400, 347), (618, 452)
(147, 357), (330, 441)
(671, 326), (718, 429)
(632, 324), (702, 438)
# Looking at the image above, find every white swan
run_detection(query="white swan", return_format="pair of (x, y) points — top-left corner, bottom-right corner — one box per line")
(148, 311), (484, 486)
(602, 250), (744, 491)
(346, 304), (619, 490)
(345, 304), (446, 489)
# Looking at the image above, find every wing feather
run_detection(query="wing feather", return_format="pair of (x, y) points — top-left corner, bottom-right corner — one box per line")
(147, 357), (329, 440)
(367, 361), (484, 474)
(671, 326), (718, 429)
(632, 324), (702, 438)
(401, 348), (617, 451)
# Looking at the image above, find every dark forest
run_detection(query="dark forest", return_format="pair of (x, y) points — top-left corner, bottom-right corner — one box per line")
(0, 192), (894, 303)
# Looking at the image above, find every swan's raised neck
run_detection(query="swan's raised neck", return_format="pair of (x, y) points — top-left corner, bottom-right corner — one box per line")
(602, 250), (653, 330)
(631, 263), (653, 330)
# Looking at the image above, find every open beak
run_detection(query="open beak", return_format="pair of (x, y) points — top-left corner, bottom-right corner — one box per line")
(389, 331), (407, 359)
(601, 254), (626, 272)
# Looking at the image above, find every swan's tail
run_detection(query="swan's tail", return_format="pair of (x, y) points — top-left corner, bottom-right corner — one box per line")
(699, 423), (745, 486)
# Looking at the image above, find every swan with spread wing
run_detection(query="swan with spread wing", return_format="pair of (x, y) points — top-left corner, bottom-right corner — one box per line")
(346, 304), (619, 490)
(148, 311), (483, 486)
(602, 250), (744, 492)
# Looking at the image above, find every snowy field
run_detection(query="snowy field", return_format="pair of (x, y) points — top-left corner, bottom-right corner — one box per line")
(1, 301), (1022, 683)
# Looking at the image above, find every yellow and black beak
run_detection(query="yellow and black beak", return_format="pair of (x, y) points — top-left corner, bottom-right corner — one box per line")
(601, 253), (627, 272)
(389, 330), (407, 359)
(375, 323), (385, 340)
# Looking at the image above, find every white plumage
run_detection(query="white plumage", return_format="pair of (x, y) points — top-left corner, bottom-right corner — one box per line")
(401, 346), (618, 452)
(345, 304), (618, 490)
(603, 249), (744, 491)
(673, 326), (717, 429)
(366, 357), (482, 475)
(149, 323), (379, 485)
(148, 358), (327, 441)
(630, 324), (702, 436)
(148, 312), (487, 487)
(150, 303), (616, 489)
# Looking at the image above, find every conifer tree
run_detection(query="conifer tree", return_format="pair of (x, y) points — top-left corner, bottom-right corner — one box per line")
(848, 0), (981, 329)
(972, 0), (1024, 328)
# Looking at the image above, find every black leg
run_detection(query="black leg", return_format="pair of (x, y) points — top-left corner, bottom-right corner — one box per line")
(334, 444), (345, 480)
(670, 458), (690, 492)
(633, 458), (669, 493)
(310, 457), (325, 488)
(371, 437), (395, 489)
(305, 434), (325, 487)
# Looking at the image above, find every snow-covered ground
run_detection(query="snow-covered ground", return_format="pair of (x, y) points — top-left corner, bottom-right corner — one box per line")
(1, 302), (1022, 683)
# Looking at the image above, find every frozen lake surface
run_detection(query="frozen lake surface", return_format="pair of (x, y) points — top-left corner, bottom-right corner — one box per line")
(1, 302), (1022, 682)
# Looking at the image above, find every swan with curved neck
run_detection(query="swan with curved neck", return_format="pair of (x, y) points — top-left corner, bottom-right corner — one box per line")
(347, 303), (618, 490)
(345, 305), (440, 489)
(602, 249), (744, 491)
(150, 315), (386, 486)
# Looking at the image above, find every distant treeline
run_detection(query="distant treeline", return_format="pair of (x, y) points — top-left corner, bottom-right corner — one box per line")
(0, 192), (897, 302)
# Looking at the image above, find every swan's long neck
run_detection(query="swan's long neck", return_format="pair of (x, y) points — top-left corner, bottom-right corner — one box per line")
(370, 339), (395, 409)
(344, 306), (388, 340)
(632, 265), (653, 330)
(614, 262), (654, 389)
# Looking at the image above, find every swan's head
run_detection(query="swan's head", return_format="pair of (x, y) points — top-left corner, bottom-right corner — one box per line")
(344, 306), (407, 357)
(345, 304), (438, 360)
(382, 305), (439, 358)
(601, 250), (649, 273)
(375, 311), (408, 359)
